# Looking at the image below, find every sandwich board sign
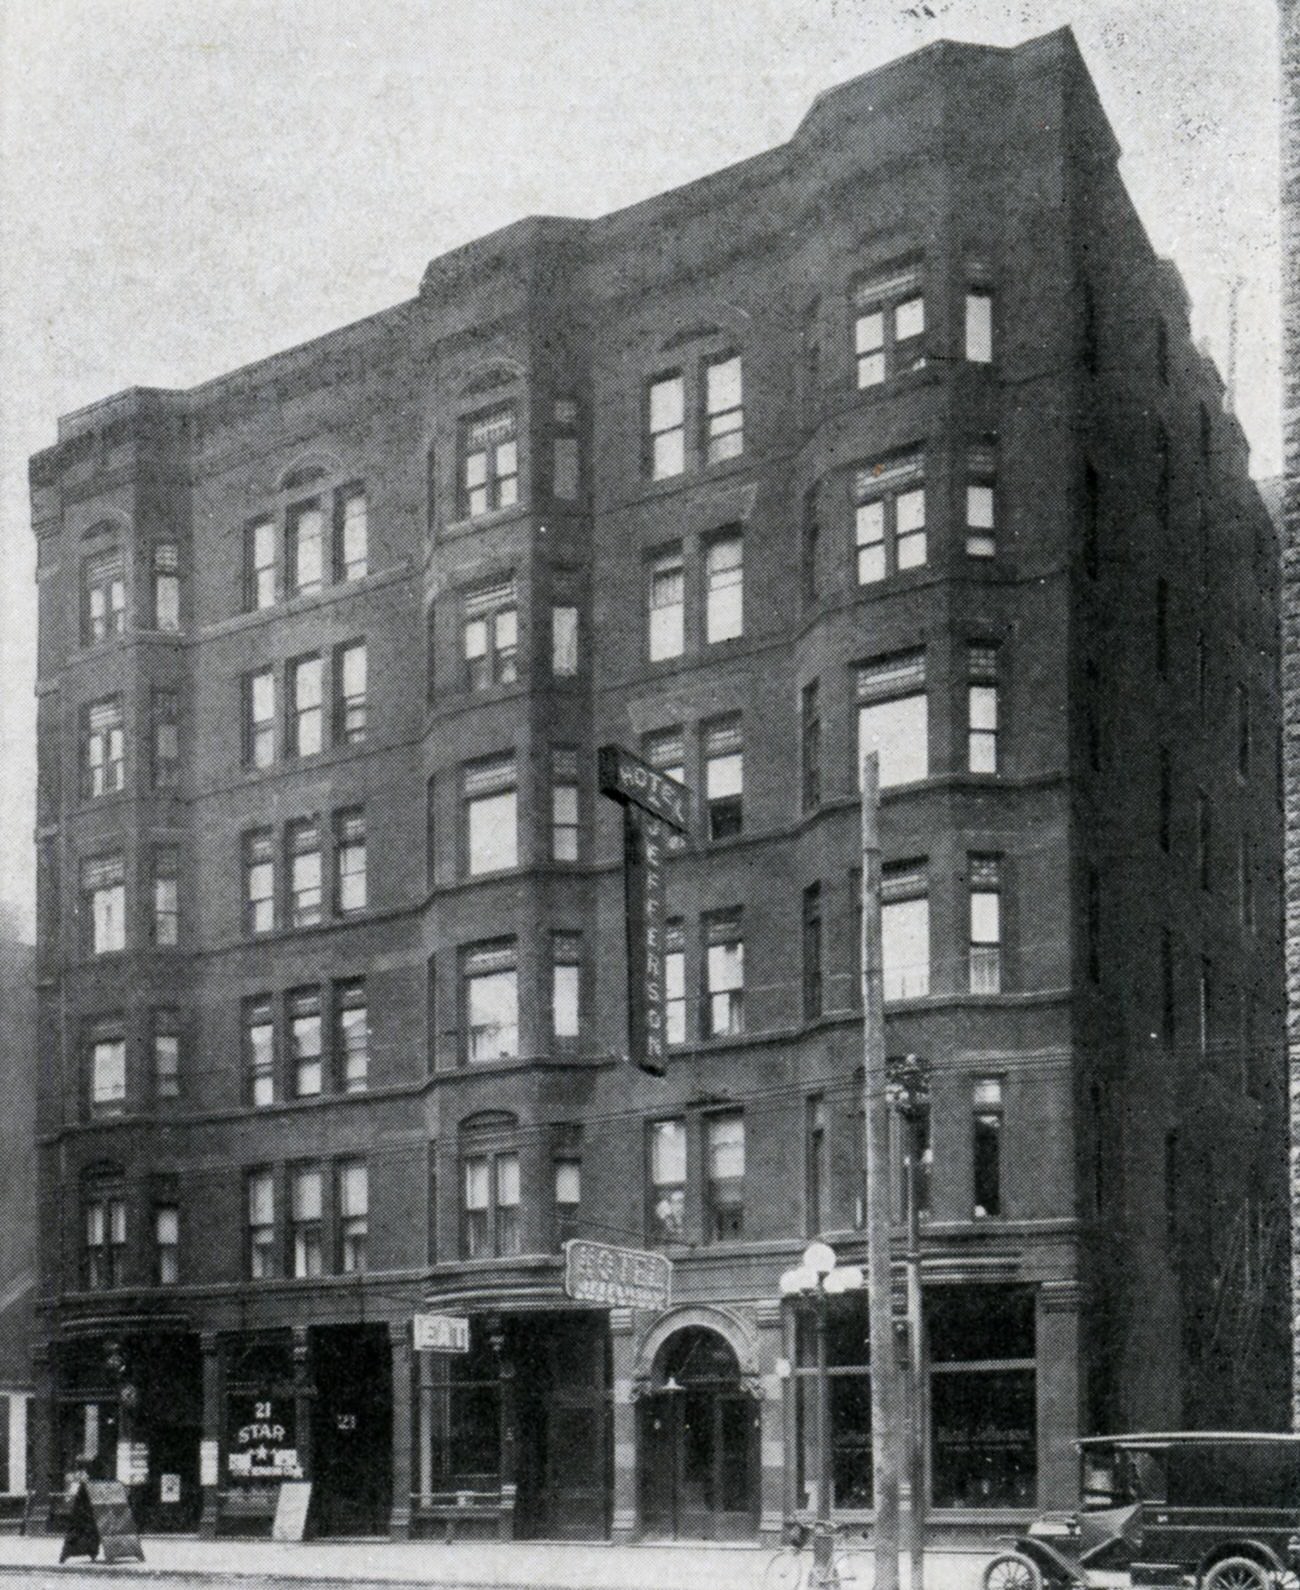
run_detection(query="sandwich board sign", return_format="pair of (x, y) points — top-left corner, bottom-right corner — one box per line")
(60, 1478), (144, 1564)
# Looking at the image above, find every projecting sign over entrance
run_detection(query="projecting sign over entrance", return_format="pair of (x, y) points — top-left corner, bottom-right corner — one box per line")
(598, 745), (691, 1076)
(564, 1239), (672, 1310)
(413, 1313), (470, 1353)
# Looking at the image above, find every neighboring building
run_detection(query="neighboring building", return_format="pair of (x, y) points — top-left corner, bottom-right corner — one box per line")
(27, 27), (1286, 1544)
(0, 925), (36, 1526)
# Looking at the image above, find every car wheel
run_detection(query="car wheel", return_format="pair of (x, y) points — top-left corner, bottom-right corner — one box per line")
(1202, 1558), (1272, 1590)
(984, 1554), (1044, 1590)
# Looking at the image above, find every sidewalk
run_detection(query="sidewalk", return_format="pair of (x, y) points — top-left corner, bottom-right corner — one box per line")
(0, 1533), (993, 1590)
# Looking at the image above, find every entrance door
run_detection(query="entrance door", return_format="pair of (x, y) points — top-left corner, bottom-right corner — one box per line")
(513, 1313), (611, 1539)
(311, 1325), (392, 1536)
(638, 1328), (758, 1540)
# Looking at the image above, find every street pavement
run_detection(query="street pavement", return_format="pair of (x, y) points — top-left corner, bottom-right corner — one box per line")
(0, 1533), (997, 1590)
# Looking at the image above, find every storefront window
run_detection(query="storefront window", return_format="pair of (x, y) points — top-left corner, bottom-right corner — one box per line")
(794, 1294), (872, 1509)
(430, 1325), (501, 1489)
(928, 1285), (1036, 1508)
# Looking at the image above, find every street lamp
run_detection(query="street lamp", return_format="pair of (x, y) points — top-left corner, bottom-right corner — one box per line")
(780, 1241), (864, 1583)
(886, 1054), (932, 1590)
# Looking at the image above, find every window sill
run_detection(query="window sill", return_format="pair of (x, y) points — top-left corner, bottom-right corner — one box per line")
(440, 504), (531, 539)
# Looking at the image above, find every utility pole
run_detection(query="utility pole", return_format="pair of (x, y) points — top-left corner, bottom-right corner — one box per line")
(888, 1054), (930, 1590)
(861, 754), (901, 1590)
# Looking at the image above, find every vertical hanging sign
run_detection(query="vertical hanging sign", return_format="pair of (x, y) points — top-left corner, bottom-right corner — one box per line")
(598, 746), (691, 1075)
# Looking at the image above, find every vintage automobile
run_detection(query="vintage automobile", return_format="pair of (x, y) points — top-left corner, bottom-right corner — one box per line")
(983, 1433), (1300, 1590)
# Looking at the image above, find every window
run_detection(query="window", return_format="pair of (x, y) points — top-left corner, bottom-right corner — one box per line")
(551, 605), (579, 676)
(244, 669), (275, 769)
(648, 373), (685, 479)
(334, 808), (367, 914)
(705, 1113), (744, 1240)
(1083, 461), (1100, 579)
(965, 288), (994, 363)
(150, 846), (179, 946)
(806, 1096), (828, 1237)
(247, 1170), (276, 1279)
(552, 397), (580, 500)
(704, 354), (743, 463)
(154, 1204), (180, 1284)
(704, 532), (743, 642)
(704, 909), (743, 1037)
(245, 997), (275, 1107)
(151, 689), (179, 790)
(555, 1155), (581, 1238)
(245, 519), (276, 610)
(336, 979), (369, 1092)
(665, 920), (686, 1046)
(88, 1019), (126, 1115)
(462, 408), (519, 516)
(338, 1160), (368, 1273)
(1237, 683), (1250, 778)
(857, 652), (928, 789)
(803, 883), (823, 1020)
(551, 748), (579, 862)
(644, 726), (685, 788)
(152, 542), (180, 631)
(648, 545), (685, 661)
(244, 829), (275, 934)
(289, 655), (324, 757)
(289, 987), (323, 1098)
(649, 1118), (686, 1242)
(854, 451), (926, 581)
(703, 716), (743, 840)
(882, 861), (929, 1001)
(801, 680), (821, 813)
(291, 1164), (324, 1277)
(1156, 579), (1169, 675)
(83, 548), (126, 644)
(966, 445), (996, 557)
(1161, 928), (1175, 1043)
(802, 485), (820, 603)
(972, 1077), (1004, 1217)
(1158, 747), (1171, 853)
(335, 487), (367, 582)
(463, 579), (518, 689)
(970, 856), (1002, 994)
(852, 263), (925, 387)
(152, 1008), (181, 1101)
(464, 941), (519, 1063)
(462, 1150), (521, 1258)
(335, 640), (367, 743)
(968, 645), (999, 773)
(465, 754), (518, 875)
(85, 1194), (126, 1289)
(1155, 424), (1171, 529)
(552, 931), (581, 1043)
(83, 853), (125, 955)
(288, 500), (325, 595)
(82, 697), (124, 799)
(287, 818), (323, 926)
(1087, 868), (1101, 983)
(1197, 790), (1211, 890)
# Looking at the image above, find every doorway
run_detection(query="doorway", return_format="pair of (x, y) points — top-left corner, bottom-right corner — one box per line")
(638, 1326), (758, 1540)
(311, 1324), (392, 1536)
(513, 1312), (611, 1539)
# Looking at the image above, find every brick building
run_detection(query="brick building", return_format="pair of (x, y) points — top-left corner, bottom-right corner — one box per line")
(28, 27), (1286, 1545)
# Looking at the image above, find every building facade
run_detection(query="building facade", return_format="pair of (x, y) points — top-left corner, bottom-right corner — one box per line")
(0, 926), (36, 1526)
(29, 28), (1286, 1545)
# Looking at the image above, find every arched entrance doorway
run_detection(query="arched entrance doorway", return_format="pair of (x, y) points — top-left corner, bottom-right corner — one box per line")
(638, 1326), (758, 1540)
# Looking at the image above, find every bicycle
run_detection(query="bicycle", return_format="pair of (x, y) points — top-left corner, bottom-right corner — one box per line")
(762, 1517), (870, 1590)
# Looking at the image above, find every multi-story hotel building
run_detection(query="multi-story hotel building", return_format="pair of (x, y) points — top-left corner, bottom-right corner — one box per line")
(27, 27), (1286, 1545)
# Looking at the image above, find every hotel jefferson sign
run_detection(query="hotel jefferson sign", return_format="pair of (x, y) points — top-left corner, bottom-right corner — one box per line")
(597, 745), (691, 1075)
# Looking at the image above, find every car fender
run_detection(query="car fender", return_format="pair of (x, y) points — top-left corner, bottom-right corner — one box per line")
(1198, 1541), (1287, 1580)
(999, 1537), (1082, 1583)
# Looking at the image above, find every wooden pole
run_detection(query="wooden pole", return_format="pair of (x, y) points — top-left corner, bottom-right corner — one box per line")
(861, 754), (901, 1590)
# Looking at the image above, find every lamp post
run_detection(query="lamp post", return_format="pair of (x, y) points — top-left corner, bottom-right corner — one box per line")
(780, 1241), (864, 1586)
(886, 1054), (931, 1590)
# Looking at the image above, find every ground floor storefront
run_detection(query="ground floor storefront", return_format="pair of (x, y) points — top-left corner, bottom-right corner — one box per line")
(31, 1275), (1081, 1542)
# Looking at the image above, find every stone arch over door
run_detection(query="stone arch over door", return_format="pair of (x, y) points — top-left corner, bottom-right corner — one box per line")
(632, 1304), (760, 1398)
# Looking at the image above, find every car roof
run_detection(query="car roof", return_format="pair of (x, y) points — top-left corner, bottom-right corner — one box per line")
(1078, 1432), (1300, 1450)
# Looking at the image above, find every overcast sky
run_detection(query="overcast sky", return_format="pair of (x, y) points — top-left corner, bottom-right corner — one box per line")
(0, 0), (1283, 938)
